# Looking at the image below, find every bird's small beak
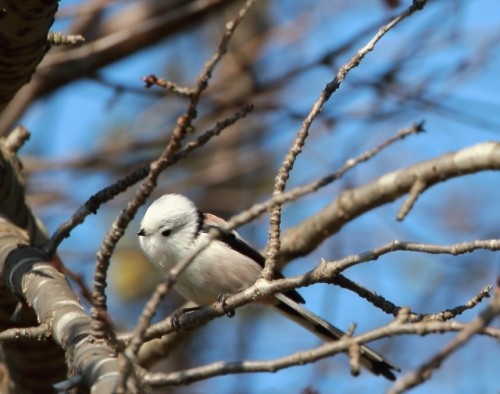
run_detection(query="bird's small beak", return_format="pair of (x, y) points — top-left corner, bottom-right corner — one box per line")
(137, 228), (146, 236)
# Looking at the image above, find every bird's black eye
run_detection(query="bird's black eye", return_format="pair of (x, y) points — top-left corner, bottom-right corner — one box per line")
(161, 229), (172, 237)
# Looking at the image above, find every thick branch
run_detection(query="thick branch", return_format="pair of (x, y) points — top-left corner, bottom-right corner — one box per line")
(0, 220), (121, 393)
(279, 142), (500, 263)
(0, 0), (58, 113)
(0, 138), (48, 246)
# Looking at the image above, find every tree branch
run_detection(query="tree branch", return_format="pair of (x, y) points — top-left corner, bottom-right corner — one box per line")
(143, 313), (496, 387)
(279, 142), (500, 264)
(0, 220), (120, 393)
(389, 281), (500, 393)
(0, 0), (58, 113)
(263, 0), (429, 279)
(0, 0), (234, 134)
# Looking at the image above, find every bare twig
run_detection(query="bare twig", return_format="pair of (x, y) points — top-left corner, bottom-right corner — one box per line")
(279, 142), (500, 264)
(215, 122), (424, 241)
(181, 141), (500, 277)
(321, 239), (500, 275)
(0, 324), (50, 342)
(44, 104), (253, 257)
(116, 0), (257, 344)
(332, 275), (492, 321)
(348, 342), (362, 377)
(397, 178), (426, 220)
(117, 238), (495, 345)
(110, 1), (258, 390)
(388, 282), (500, 394)
(263, 0), (429, 276)
(422, 284), (493, 322)
(119, 310), (500, 364)
(142, 74), (195, 97)
(143, 315), (493, 387)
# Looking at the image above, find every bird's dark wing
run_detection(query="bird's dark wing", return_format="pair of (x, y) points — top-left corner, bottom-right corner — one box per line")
(201, 212), (305, 304)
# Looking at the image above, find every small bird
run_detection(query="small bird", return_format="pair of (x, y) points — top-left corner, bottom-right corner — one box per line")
(138, 194), (399, 380)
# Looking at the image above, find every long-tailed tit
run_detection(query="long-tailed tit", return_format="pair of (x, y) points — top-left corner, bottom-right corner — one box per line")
(138, 194), (399, 380)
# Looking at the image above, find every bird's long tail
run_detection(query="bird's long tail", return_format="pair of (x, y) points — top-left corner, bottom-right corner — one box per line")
(273, 293), (399, 381)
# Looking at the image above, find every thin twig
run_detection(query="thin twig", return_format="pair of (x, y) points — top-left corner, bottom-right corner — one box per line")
(110, 1), (258, 390)
(0, 324), (50, 342)
(142, 74), (194, 97)
(397, 178), (426, 220)
(118, 307), (500, 358)
(263, 0), (429, 278)
(422, 284), (493, 322)
(118, 238), (495, 344)
(116, 0), (257, 347)
(143, 315), (493, 387)
(44, 104), (253, 257)
(221, 122), (424, 247)
(254, 239), (500, 307)
(119, 0), (259, 357)
(93, 105), (252, 384)
(333, 275), (492, 321)
(279, 142), (500, 264)
(388, 282), (500, 394)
